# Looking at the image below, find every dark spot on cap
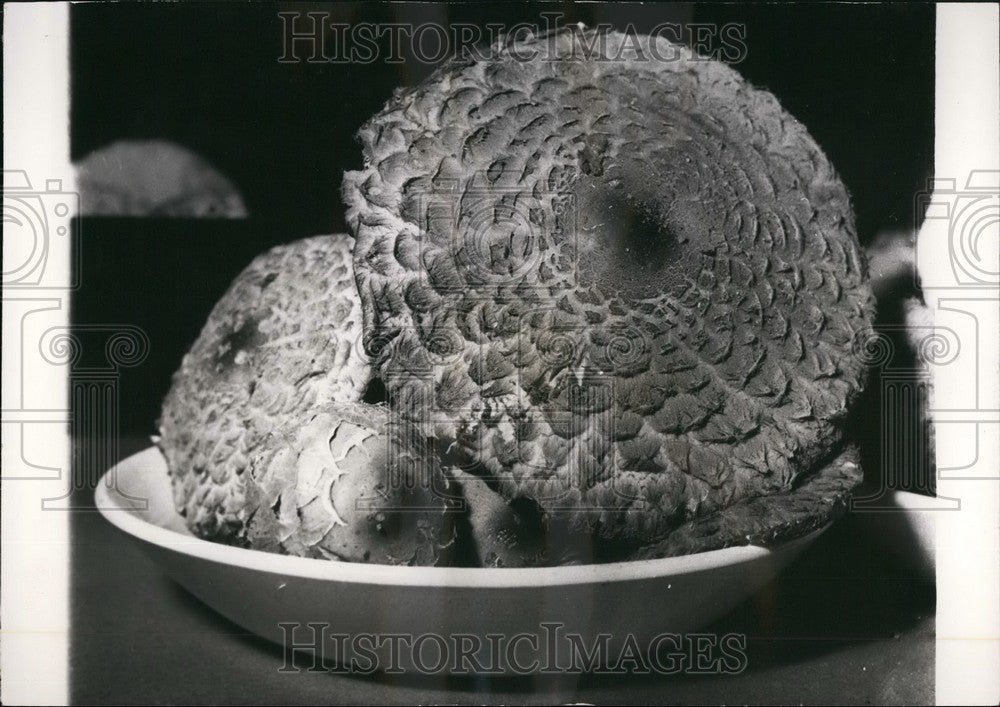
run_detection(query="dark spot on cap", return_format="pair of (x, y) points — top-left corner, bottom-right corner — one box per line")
(575, 169), (691, 300)
(213, 318), (261, 372)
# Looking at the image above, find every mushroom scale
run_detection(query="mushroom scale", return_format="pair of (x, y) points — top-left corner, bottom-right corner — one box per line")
(343, 28), (875, 551)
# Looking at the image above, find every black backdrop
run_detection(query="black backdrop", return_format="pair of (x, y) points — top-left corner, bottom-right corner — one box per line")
(70, 1), (935, 438)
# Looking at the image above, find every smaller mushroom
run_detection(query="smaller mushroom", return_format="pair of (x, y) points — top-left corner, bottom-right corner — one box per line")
(245, 402), (455, 566)
(157, 234), (371, 542)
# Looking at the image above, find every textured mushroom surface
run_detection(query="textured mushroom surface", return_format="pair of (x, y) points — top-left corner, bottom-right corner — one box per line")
(244, 403), (453, 565)
(629, 444), (863, 558)
(343, 27), (875, 552)
(158, 235), (370, 541)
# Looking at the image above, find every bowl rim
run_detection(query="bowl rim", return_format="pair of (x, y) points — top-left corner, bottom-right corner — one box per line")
(95, 446), (827, 589)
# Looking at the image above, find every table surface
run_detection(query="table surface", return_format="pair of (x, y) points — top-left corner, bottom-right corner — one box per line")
(71, 437), (935, 705)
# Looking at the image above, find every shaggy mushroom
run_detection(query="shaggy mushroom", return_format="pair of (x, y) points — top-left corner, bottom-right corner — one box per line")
(157, 235), (371, 542)
(342, 27), (875, 558)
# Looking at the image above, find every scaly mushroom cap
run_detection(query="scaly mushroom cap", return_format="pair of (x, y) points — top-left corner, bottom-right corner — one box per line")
(244, 402), (454, 565)
(158, 235), (371, 541)
(342, 27), (874, 551)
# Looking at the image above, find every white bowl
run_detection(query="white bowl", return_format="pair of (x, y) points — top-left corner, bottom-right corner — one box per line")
(95, 447), (828, 674)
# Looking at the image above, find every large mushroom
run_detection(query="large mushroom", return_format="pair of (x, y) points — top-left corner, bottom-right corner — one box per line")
(342, 26), (875, 558)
